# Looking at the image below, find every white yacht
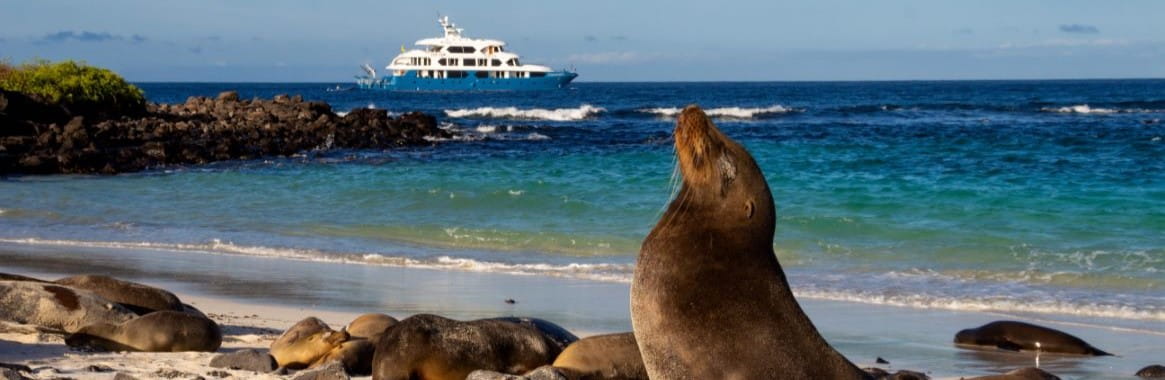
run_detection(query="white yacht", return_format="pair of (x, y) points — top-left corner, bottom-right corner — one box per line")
(356, 16), (578, 91)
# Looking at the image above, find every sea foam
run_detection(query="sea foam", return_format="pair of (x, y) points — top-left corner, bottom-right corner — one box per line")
(444, 105), (605, 121)
(639, 104), (796, 119)
(1043, 104), (1119, 114)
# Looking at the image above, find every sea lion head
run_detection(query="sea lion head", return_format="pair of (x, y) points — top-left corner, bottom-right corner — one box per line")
(66, 322), (137, 352)
(671, 105), (775, 233)
(953, 328), (977, 344)
(271, 317), (350, 369)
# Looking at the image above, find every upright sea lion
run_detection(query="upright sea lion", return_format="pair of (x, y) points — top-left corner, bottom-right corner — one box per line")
(345, 313), (398, 339)
(270, 317), (349, 369)
(65, 310), (222, 352)
(0, 280), (136, 332)
(630, 105), (869, 379)
(963, 367), (1060, 380)
(954, 321), (1111, 356)
(552, 332), (647, 380)
(53, 275), (184, 315)
(371, 314), (562, 380)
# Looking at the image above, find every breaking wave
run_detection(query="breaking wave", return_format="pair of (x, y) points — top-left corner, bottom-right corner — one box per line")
(1041, 104), (1164, 114)
(444, 105), (605, 121)
(638, 104), (796, 119)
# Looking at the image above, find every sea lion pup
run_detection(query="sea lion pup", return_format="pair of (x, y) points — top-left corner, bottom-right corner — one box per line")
(552, 332), (647, 380)
(371, 314), (562, 380)
(630, 105), (870, 379)
(270, 317), (349, 369)
(954, 321), (1111, 356)
(345, 313), (398, 339)
(65, 310), (222, 352)
(0, 280), (136, 333)
(53, 274), (184, 315)
(963, 367), (1060, 380)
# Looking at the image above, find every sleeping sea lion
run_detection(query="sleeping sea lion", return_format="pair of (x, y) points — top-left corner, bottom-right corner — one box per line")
(552, 332), (647, 380)
(312, 338), (376, 376)
(630, 105), (870, 379)
(371, 314), (561, 380)
(345, 313), (398, 339)
(963, 367), (1061, 380)
(0, 280), (136, 332)
(270, 317), (349, 369)
(54, 274), (184, 315)
(954, 321), (1111, 356)
(65, 310), (222, 352)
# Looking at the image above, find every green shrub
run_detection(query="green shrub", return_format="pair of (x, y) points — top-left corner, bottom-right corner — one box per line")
(0, 59), (145, 116)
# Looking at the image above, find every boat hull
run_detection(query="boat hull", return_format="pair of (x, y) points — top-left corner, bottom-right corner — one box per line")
(356, 70), (577, 91)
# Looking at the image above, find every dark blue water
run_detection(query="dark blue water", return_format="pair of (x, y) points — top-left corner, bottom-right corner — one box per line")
(2, 80), (1163, 322)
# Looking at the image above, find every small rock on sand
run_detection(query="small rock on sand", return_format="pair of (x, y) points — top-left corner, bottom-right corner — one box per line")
(291, 361), (349, 380)
(208, 349), (278, 372)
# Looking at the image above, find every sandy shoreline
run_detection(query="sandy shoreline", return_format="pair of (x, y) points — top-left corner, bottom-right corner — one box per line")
(1, 248), (1163, 379)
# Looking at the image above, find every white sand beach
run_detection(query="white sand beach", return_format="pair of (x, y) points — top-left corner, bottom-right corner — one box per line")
(1, 242), (1162, 380)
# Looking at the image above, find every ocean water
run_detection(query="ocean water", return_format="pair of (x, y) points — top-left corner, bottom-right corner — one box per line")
(1, 80), (1163, 326)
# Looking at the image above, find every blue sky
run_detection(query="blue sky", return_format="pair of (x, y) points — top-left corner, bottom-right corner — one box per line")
(2, 0), (1163, 82)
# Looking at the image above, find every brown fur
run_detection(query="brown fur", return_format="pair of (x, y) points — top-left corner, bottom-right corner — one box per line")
(371, 314), (561, 380)
(65, 310), (222, 352)
(0, 273), (47, 283)
(42, 285), (79, 311)
(0, 280), (136, 332)
(630, 106), (869, 379)
(271, 317), (349, 369)
(345, 313), (397, 339)
(312, 338), (376, 376)
(552, 332), (646, 380)
(54, 275), (183, 315)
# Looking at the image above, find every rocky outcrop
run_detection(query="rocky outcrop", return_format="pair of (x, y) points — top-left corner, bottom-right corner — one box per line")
(0, 90), (451, 174)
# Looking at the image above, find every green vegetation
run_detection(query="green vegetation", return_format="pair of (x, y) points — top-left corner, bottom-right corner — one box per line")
(0, 59), (145, 116)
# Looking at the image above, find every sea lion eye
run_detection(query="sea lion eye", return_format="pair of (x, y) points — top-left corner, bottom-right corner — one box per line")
(745, 200), (755, 219)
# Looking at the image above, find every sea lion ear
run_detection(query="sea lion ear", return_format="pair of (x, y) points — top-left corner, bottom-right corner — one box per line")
(745, 200), (755, 219)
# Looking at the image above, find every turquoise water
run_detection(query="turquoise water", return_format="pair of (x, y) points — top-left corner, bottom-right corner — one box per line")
(1, 80), (1162, 322)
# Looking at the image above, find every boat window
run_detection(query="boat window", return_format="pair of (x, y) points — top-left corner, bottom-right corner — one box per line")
(507, 59), (520, 66)
(463, 59), (477, 66)
(475, 71), (488, 78)
(447, 71), (468, 78)
(531, 72), (546, 78)
(491, 59), (502, 66)
(447, 46), (460, 53)
(438, 58), (446, 66)
(429, 46), (441, 52)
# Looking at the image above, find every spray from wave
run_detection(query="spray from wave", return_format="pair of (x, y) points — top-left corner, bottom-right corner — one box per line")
(444, 105), (605, 121)
(639, 104), (796, 119)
